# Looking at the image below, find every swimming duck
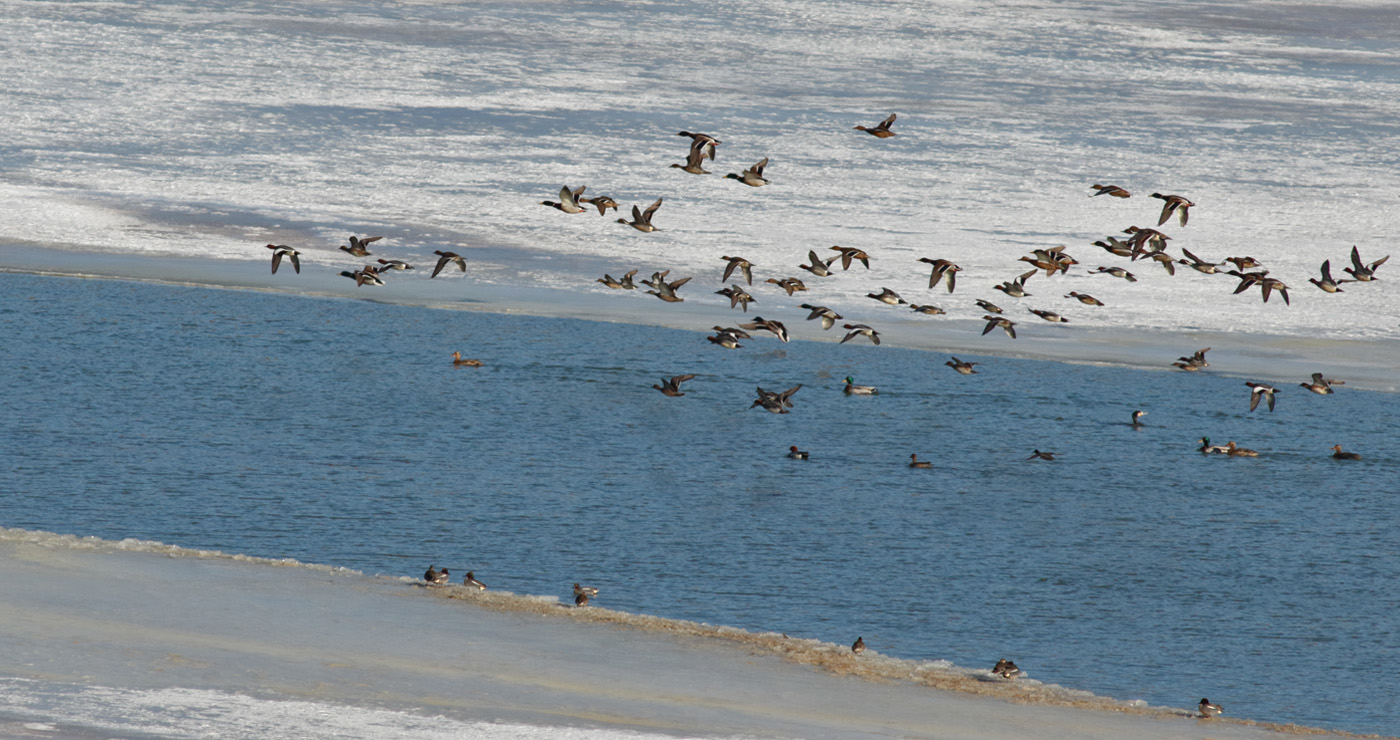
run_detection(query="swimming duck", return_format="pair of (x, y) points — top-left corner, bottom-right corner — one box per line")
(724, 157), (770, 187)
(1198, 698), (1224, 718)
(676, 131), (720, 160)
(1308, 259), (1348, 293)
(982, 315), (1017, 339)
(994, 271), (1036, 298)
(976, 299), (1004, 314)
(265, 244), (301, 275)
(376, 258), (414, 271)
(463, 571), (487, 590)
(1027, 450), (1057, 461)
(851, 636), (866, 654)
(840, 323), (881, 345)
(829, 245), (871, 270)
(1197, 437), (1229, 454)
(1092, 265), (1137, 281)
(854, 113), (897, 137)
(1028, 308), (1069, 323)
(452, 351), (483, 367)
(653, 374), (696, 397)
(646, 275), (691, 303)
(787, 445), (810, 460)
(740, 317), (790, 343)
(716, 285), (755, 311)
(946, 357), (979, 375)
(1150, 192), (1194, 226)
(918, 257), (962, 292)
(1131, 409), (1147, 428)
(1177, 248), (1220, 274)
(910, 304), (946, 315)
(1225, 441), (1259, 457)
(1331, 445), (1362, 461)
(992, 659), (1022, 678)
(842, 376), (878, 395)
(866, 287), (907, 305)
(596, 269), (639, 289)
(799, 250), (837, 277)
(766, 277), (807, 295)
(908, 453), (933, 468)
(1090, 184), (1131, 198)
(1065, 292), (1104, 306)
(340, 235), (381, 257)
(1300, 372), (1343, 394)
(617, 198), (663, 232)
(721, 256), (755, 285)
(1343, 245), (1389, 282)
(579, 195), (619, 216)
(799, 304), (843, 330)
(540, 184), (589, 213)
(425, 565), (449, 584)
(431, 250), (466, 278)
(669, 140), (711, 175)
(1245, 382), (1277, 412)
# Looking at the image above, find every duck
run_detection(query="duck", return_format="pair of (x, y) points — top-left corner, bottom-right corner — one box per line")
(1090, 184), (1131, 198)
(1178, 248), (1220, 274)
(265, 244), (301, 275)
(866, 287), (907, 305)
(1065, 291), (1104, 306)
(424, 565), (449, 584)
(340, 235), (381, 257)
(716, 285), (755, 311)
(596, 269), (638, 289)
(579, 195), (619, 216)
(840, 323), (881, 345)
(574, 583), (599, 600)
(1144, 250), (1178, 276)
(946, 357), (979, 375)
(1027, 450), (1057, 461)
(842, 376), (878, 395)
(1300, 372), (1343, 394)
(1131, 409), (1147, 428)
(1150, 192), (1194, 226)
(982, 315), (1017, 339)
(1198, 698), (1224, 718)
(751, 384), (802, 413)
(1019, 245), (1077, 276)
(431, 250), (466, 278)
(1331, 445), (1362, 461)
(829, 245), (871, 270)
(765, 277), (808, 296)
(617, 198), (663, 232)
(976, 299), (1003, 314)
(646, 275), (691, 303)
(787, 445), (810, 460)
(799, 250), (837, 277)
(908, 453), (933, 469)
(1092, 237), (1135, 258)
(854, 113), (897, 137)
(1029, 308), (1069, 323)
(910, 304), (946, 315)
(1172, 361), (1201, 372)
(1245, 382), (1277, 412)
(851, 636), (866, 654)
(676, 131), (720, 160)
(992, 659), (1022, 678)
(1225, 441), (1259, 457)
(740, 317), (790, 343)
(799, 304), (843, 330)
(463, 571), (487, 590)
(994, 270), (1036, 298)
(1224, 256), (1262, 271)
(1092, 265), (1137, 281)
(1343, 245), (1388, 282)
(721, 256), (755, 285)
(339, 266), (385, 287)
(724, 157), (770, 187)
(669, 140), (711, 175)
(376, 258), (414, 271)
(1257, 276), (1291, 305)
(1309, 259), (1348, 293)
(653, 374), (696, 397)
(1178, 348), (1210, 368)
(918, 258), (962, 292)
(1124, 226), (1171, 259)
(1198, 437), (1229, 454)
(706, 332), (742, 349)
(452, 351), (483, 367)
(540, 184), (589, 213)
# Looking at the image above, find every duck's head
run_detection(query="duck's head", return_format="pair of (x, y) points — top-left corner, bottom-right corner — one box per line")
(844, 376), (854, 384)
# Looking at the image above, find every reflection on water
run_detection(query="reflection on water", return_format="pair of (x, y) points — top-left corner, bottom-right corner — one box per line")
(2, 273), (1397, 736)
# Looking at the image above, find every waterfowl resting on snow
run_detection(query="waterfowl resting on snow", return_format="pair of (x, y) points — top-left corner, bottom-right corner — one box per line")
(993, 659), (1022, 679)
(1245, 382), (1277, 412)
(431, 250), (466, 278)
(1198, 699), (1224, 718)
(908, 454), (933, 468)
(424, 565), (449, 584)
(946, 357), (979, 375)
(540, 184), (589, 213)
(842, 376), (878, 395)
(463, 571), (487, 590)
(724, 157), (770, 187)
(265, 244), (301, 274)
(1331, 445), (1362, 461)
(840, 323), (881, 345)
(340, 235), (381, 257)
(787, 445), (810, 460)
(854, 113), (897, 138)
(653, 374), (697, 397)
(452, 351), (483, 367)
(852, 636), (866, 654)
(618, 198), (663, 232)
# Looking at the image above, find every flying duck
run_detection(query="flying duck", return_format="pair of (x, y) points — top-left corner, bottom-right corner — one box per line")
(766, 277), (808, 295)
(706, 331), (743, 349)
(975, 299), (1003, 314)
(676, 131), (720, 160)
(724, 157), (770, 187)
(646, 275), (691, 303)
(1178, 248), (1220, 274)
(265, 244), (300, 274)
(339, 266), (384, 286)
(840, 323), (881, 345)
(540, 184), (589, 213)
(376, 258), (413, 271)
(1092, 265), (1137, 281)
(1300, 372), (1343, 394)
(1178, 348), (1211, 368)
(1028, 308), (1069, 323)
(340, 235), (381, 257)
(799, 250), (837, 277)
(670, 140), (712, 175)
(982, 315), (1017, 339)
(1245, 382), (1277, 412)
(431, 250), (466, 278)
(1065, 292), (1104, 306)
(1309, 259), (1347, 292)
(716, 285), (755, 311)
(918, 257), (962, 292)
(596, 269), (639, 289)
(1343, 245), (1389, 281)
(910, 304), (946, 315)
(1027, 450), (1057, 461)
(854, 113), (897, 137)
(617, 198), (663, 232)
(946, 357), (979, 374)
(653, 374), (697, 397)
(1090, 184), (1131, 198)
(579, 194), (619, 216)
(740, 317), (790, 342)
(867, 287), (907, 305)
(1150, 192), (1194, 226)
(994, 270), (1036, 298)
(721, 255), (755, 285)
(828, 245), (871, 270)
(799, 304), (843, 330)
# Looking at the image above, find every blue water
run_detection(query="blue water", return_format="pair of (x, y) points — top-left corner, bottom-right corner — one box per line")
(3, 272), (1397, 736)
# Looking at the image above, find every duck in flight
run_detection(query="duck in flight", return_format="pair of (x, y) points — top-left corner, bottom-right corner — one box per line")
(431, 250), (466, 278)
(265, 244), (300, 274)
(618, 198), (663, 232)
(854, 113), (897, 138)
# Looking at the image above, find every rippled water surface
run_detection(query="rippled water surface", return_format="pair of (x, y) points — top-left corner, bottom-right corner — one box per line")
(3, 273), (1398, 736)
